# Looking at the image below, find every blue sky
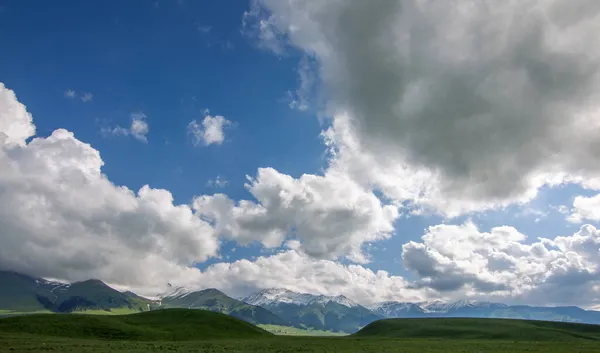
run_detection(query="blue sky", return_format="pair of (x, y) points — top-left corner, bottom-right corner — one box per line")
(0, 0), (326, 266)
(1, 0), (600, 307)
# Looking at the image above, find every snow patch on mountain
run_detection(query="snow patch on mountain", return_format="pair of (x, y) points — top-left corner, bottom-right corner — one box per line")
(158, 283), (194, 300)
(243, 288), (360, 308)
(369, 301), (424, 317)
(419, 300), (507, 313)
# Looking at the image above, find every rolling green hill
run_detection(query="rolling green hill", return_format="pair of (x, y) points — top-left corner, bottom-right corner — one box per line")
(353, 317), (600, 341)
(3, 313), (600, 353)
(0, 308), (271, 341)
(160, 288), (289, 326)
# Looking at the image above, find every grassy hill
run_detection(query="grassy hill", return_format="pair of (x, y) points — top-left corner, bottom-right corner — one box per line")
(2, 313), (600, 352)
(353, 317), (600, 341)
(161, 288), (289, 326)
(0, 308), (271, 341)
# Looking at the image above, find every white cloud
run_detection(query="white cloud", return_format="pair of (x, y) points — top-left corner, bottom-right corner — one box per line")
(129, 113), (149, 141)
(554, 205), (570, 215)
(0, 83), (36, 147)
(187, 115), (231, 146)
(64, 90), (76, 99)
(242, 1), (286, 55)
(3, 81), (600, 307)
(102, 113), (149, 143)
(569, 193), (600, 223)
(206, 176), (228, 188)
(193, 167), (398, 263)
(156, 221), (600, 308)
(0, 82), (219, 293)
(181, 249), (425, 306)
(248, 0), (600, 216)
(80, 92), (93, 102)
(287, 56), (315, 111)
(402, 222), (600, 307)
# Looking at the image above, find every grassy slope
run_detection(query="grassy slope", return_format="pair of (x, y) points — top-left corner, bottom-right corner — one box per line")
(0, 272), (54, 312)
(354, 317), (600, 341)
(0, 308), (271, 341)
(2, 315), (600, 352)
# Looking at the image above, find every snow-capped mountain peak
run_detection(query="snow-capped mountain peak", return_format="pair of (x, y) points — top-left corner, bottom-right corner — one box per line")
(243, 288), (360, 308)
(368, 301), (425, 317)
(417, 300), (507, 313)
(158, 283), (194, 300)
(330, 294), (360, 308)
(243, 288), (315, 306)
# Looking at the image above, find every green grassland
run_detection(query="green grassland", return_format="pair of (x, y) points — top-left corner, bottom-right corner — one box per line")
(257, 324), (347, 336)
(355, 317), (600, 341)
(2, 309), (600, 352)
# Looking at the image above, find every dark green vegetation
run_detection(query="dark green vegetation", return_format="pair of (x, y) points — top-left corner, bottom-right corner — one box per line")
(161, 288), (289, 326)
(354, 317), (600, 341)
(2, 313), (600, 352)
(0, 271), (154, 316)
(0, 309), (269, 341)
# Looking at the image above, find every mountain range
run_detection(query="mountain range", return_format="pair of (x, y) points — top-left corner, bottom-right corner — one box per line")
(241, 288), (380, 332)
(2, 270), (600, 333)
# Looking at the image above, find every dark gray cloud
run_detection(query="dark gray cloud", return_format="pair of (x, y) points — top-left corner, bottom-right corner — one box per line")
(251, 0), (600, 214)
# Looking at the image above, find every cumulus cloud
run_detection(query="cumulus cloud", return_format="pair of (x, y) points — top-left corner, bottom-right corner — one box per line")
(102, 112), (149, 142)
(193, 167), (398, 263)
(0, 82), (406, 299)
(182, 249), (425, 306)
(188, 115), (231, 146)
(402, 222), (600, 307)
(569, 193), (600, 223)
(151, 221), (600, 308)
(248, 0), (600, 216)
(3, 81), (600, 306)
(0, 83), (219, 293)
(0, 83), (36, 146)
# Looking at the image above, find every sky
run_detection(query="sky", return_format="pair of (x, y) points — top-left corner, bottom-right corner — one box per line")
(1, 0), (600, 308)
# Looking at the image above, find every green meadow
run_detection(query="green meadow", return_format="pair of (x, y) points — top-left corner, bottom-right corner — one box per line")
(1, 309), (600, 352)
